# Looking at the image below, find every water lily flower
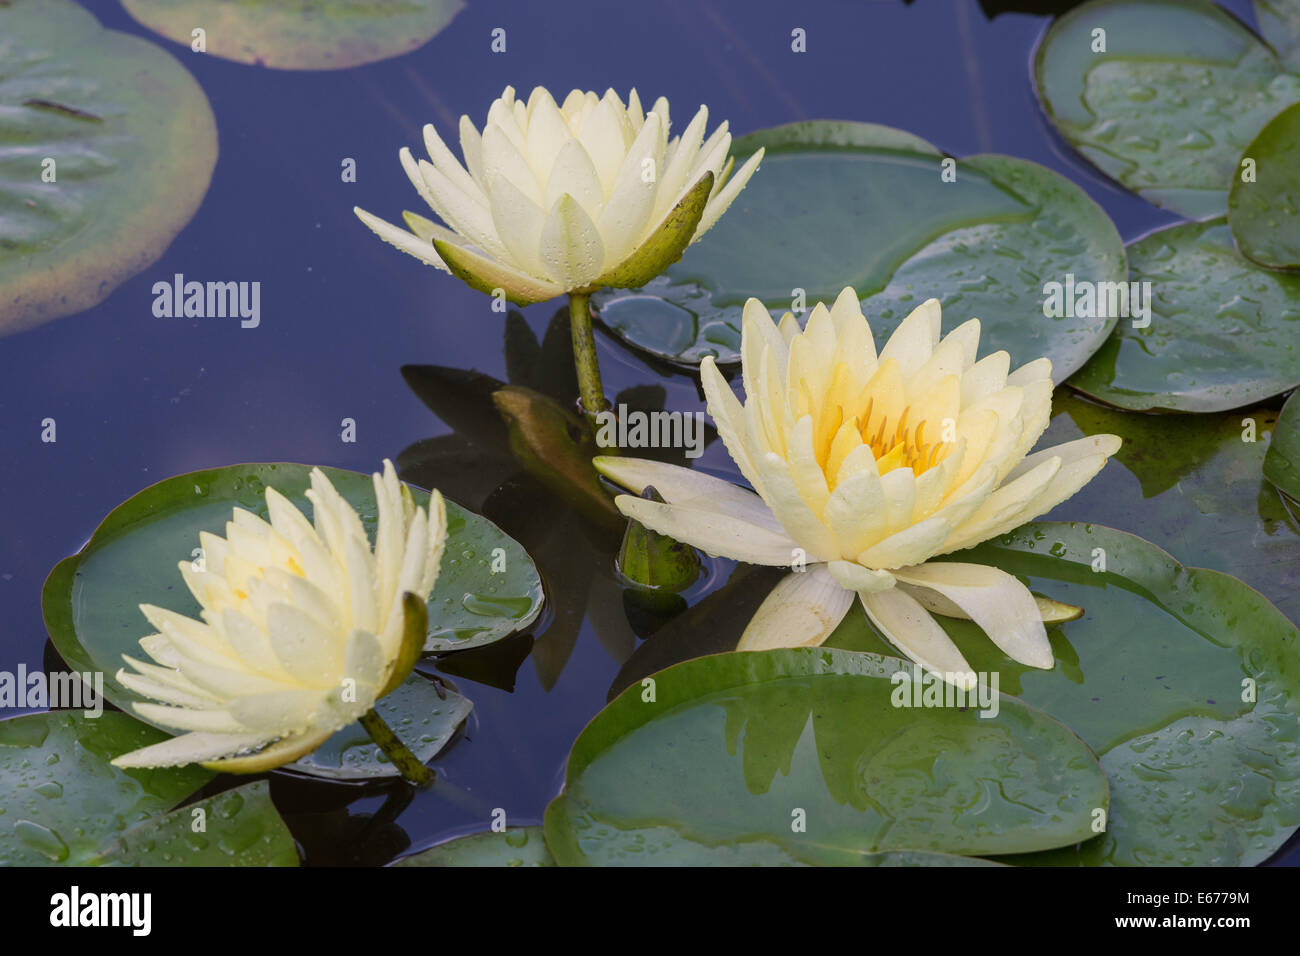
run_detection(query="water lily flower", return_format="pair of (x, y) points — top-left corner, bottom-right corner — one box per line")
(595, 290), (1121, 685)
(354, 85), (763, 303)
(112, 461), (446, 775)
(354, 85), (763, 427)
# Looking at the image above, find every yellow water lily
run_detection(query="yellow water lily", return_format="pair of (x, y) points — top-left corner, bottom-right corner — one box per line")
(595, 290), (1121, 683)
(112, 461), (446, 773)
(354, 84), (763, 303)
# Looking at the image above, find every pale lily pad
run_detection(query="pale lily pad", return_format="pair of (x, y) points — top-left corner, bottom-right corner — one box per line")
(121, 0), (464, 71)
(827, 522), (1300, 865)
(1034, 0), (1300, 218)
(0, 0), (217, 336)
(592, 121), (1125, 380)
(96, 781), (298, 866)
(42, 462), (539, 780)
(0, 711), (211, 865)
(395, 827), (555, 867)
(1068, 219), (1300, 411)
(1228, 101), (1300, 269)
(544, 648), (1108, 865)
(1264, 389), (1300, 503)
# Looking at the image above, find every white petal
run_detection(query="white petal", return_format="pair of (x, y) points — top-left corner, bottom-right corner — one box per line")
(111, 730), (278, 769)
(700, 356), (766, 498)
(354, 208), (448, 270)
(880, 298), (941, 379)
(859, 588), (976, 689)
(612, 493), (801, 566)
(894, 562), (1053, 668)
(826, 560), (896, 593)
(738, 565), (854, 651)
(695, 147), (763, 238)
(538, 193), (606, 288)
(592, 456), (786, 533)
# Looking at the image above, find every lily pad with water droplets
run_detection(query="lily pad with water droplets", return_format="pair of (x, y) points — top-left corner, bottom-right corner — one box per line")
(0, 711), (212, 866)
(41, 462), (540, 781)
(591, 120), (1125, 380)
(95, 781), (297, 866)
(543, 647), (1108, 865)
(1265, 389), (1300, 504)
(121, 0), (464, 71)
(1068, 219), (1300, 411)
(288, 674), (471, 781)
(1034, 0), (1300, 219)
(0, 0), (217, 336)
(1228, 100), (1300, 269)
(395, 827), (555, 867)
(1045, 392), (1300, 625)
(826, 521), (1300, 865)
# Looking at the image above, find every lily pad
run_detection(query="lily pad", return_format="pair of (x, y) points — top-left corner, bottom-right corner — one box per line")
(42, 462), (540, 779)
(0, 711), (211, 865)
(1068, 219), (1300, 411)
(1047, 391), (1300, 624)
(290, 674), (471, 781)
(1264, 389), (1300, 504)
(0, 0), (217, 336)
(395, 827), (555, 867)
(121, 0), (464, 71)
(1033, 0), (1300, 219)
(96, 781), (298, 866)
(544, 648), (1108, 866)
(592, 120), (1126, 380)
(827, 522), (1300, 865)
(1228, 100), (1300, 269)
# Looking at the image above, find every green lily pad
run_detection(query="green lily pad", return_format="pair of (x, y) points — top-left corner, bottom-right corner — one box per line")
(1048, 391), (1300, 624)
(395, 827), (555, 867)
(592, 121), (1125, 380)
(96, 781), (298, 866)
(544, 648), (1108, 866)
(121, 0), (464, 71)
(827, 522), (1300, 865)
(42, 462), (540, 779)
(1034, 0), (1300, 219)
(290, 674), (471, 781)
(1228, 101), (1300, 269)
(1264, 389), (1300, 504)
(0, 0), (217, 336)
(1068, 219), (1300, 411)
(1257, 0), (1300, 68)
(0, 711), (211, 865)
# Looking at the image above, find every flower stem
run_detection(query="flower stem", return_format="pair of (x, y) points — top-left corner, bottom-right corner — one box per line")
(568, 292), (611, 429)
(359, 708), (434, 787)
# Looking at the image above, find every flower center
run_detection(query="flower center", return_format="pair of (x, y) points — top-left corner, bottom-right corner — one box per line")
(858, 399), (947, 476)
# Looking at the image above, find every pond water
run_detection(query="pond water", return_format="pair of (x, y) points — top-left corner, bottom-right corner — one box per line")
(3, 0), (1296, 865)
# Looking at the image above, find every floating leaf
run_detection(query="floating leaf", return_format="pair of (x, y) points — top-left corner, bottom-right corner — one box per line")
(0, 711), (211, 865)
(288, 674), (471, 781)
(1034, 0), (1300, 218)
(121, 0), (464, 71)
(96, 781), (297, 866)
(42, 462), (539, 779)
(1265, 389), (1300, 504)
(592, 120), (1125, 379)
(1228, 100), (1300, 269)
(395, 827), (555, 867)
(1048, 392), (1300, 624)
(0, 0), (217, 335)
(827, 521), (1300, 865)
(1069, 219), (1300, 411)
(544, 648), (1108, 865)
